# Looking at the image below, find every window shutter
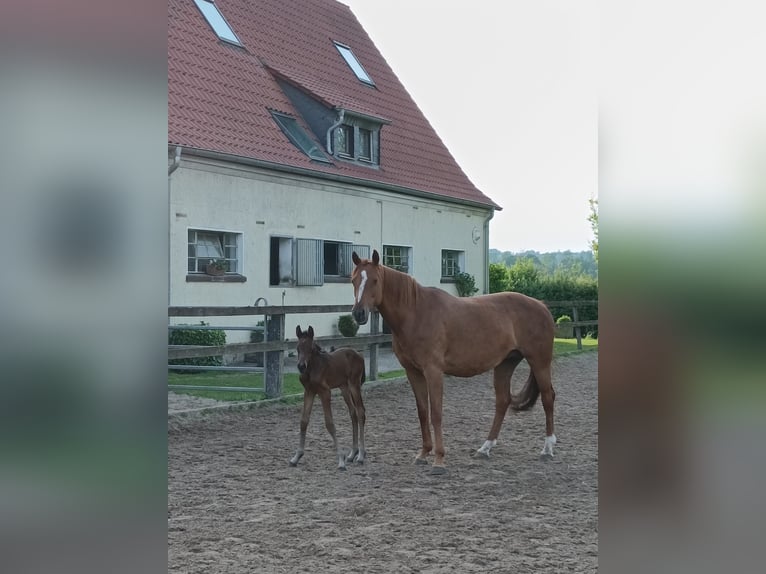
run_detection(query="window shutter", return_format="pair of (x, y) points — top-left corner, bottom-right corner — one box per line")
(295, 238), (323, 286)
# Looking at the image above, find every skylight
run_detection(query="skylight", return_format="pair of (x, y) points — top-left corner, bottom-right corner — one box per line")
(271, 112), (330, 163)
(334, 42), (374, 85)
(193, 0), (242, 46)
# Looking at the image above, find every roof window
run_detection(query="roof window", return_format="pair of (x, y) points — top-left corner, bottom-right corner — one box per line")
(193, 0), (243, 46)
(334, 42), (374, 85)
(271, 112), (330, 163)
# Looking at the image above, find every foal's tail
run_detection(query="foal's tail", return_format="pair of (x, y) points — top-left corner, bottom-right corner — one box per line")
(510, 372), (540, 411)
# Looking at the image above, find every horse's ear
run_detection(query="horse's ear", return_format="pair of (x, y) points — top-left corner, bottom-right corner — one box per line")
(372, 249), (380, 265)
(352, 251), (361, 265)
(308, 325), (314, 338)
(296, 325), (302, 338)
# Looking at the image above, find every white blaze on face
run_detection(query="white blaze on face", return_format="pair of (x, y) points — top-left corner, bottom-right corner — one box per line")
(356, 270), (368, 304)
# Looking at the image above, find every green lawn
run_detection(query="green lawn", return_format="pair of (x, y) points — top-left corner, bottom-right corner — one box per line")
(168, 337), (597, 402)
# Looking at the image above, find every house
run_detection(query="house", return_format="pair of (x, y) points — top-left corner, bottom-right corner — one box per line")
(168, 0), (500, 339)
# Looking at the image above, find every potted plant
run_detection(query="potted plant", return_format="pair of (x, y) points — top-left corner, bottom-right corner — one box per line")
(555, 314), (573, 339)
(337, 314), (359, 337)
(205, 258), (227, 276)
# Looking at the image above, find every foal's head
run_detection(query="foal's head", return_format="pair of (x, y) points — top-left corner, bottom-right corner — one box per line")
(295, 325), (317, 374)
(351, 249), (384, 326)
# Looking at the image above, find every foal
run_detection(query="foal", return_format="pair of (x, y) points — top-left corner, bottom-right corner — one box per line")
(289, 325), (367, 470)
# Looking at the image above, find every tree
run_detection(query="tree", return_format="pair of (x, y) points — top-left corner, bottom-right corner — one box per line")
(507, 257), (541, 296)
(488, 263), (509, 293)
(588, 197), (599, 264)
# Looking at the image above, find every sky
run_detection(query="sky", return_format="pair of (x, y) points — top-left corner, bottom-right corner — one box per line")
(341, 1), (598, 254)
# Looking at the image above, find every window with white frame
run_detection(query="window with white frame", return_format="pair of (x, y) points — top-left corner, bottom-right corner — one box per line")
(188, 229), (240, 273)
(441, 249), (464, 279)
(270, 237), (369, 286)
(193, 0), (243, 46)
(333, 117), (381, 165)
(383, 245), (411, 273)
(333, 42), (375, 85)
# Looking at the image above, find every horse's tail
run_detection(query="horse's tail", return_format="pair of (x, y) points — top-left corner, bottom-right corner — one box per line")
(510, 372), (540, 411)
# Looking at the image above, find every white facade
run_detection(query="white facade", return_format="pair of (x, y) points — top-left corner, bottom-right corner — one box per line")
(169, 153), (492, 341)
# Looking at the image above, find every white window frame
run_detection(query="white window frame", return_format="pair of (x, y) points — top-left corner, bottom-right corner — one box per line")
(441, 249), (465, 279)
(383, 245), (412, 274)
(333, 41), (375, 85)
(188, 228), (243, 274)
(193, 0), (243, 46)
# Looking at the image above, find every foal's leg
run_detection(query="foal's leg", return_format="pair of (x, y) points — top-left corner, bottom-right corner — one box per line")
(348, 379), (366, 463)
(531, 361), (556, 457)
(340, 386), (359, 463)
(477, 357), (520, 458)
(319, 389), (346, 470)
(405, 366), (432, 465)
(290, 390), (315, 466)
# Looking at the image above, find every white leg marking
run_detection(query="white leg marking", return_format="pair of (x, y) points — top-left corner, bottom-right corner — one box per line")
(541, 434), (557, 456)
(356, 270), (367, 303)
(477, 439), (497, 456)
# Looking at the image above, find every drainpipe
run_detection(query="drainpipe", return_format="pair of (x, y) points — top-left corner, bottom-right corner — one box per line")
(483, 210), (495, 294)
(325, 109), (345, 154)
(168, 146), (182, 306)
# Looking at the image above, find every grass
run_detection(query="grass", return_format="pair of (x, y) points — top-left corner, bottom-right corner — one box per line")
(168, 337), (597, 403)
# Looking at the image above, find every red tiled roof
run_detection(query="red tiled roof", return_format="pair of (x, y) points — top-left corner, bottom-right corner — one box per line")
(168, 0), (499, 209)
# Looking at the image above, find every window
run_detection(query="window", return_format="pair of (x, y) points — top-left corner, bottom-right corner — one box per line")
(188, 229), (240, 273)
(383, 245), (411, 273)
(271, 112), (330, 162)
(193, 0), (243, 46)
(336, 124), (354, 157)
(270, 237), (369, 286)
(441, 249), (464, 279)
(334, 42), (374, 85)
(358, 128), (372, 161)
(333, 121), (380, 165)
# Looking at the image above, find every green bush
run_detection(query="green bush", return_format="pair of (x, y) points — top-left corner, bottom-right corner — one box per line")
(454, 271), (479, 297)
(556, 315), (572, 324)
(169, 321), (226, 369)
(337, 314), (359, 337)
(489, 263), (509, 293)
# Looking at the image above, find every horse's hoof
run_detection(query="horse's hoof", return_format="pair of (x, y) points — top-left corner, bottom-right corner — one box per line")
(473, 450), (490, 459)
(338, 465), (347, 471)
(289, 460), (298, 467)
(415, 457), (429, 465)
(539, 453), (554, 461)
(430, 465), (448, 476)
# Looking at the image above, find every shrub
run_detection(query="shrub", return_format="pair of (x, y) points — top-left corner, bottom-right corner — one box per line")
(556, 315), (572, 324)
(454, 271), (479, 297)
(337, 314), (359, 337)
(169, 321), (226, 369)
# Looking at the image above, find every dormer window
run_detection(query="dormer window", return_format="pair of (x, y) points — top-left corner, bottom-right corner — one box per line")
(333, 42), (374, 86)
(333, 120), (379, 165)
(193, 0), (243, 46)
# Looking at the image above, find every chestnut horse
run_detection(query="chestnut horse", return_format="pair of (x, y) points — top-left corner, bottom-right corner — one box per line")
(351, 250), (556, 474)
(289, 325), (367, 470)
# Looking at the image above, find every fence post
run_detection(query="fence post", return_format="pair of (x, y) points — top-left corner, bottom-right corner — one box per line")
(265, 312), (285, 398)
(368, 311), (379, 381)
(572, 305), (582, 350)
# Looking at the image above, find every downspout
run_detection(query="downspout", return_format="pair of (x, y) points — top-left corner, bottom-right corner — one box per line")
(168, 146), (182, 306)
(325, 109), (345, 154)
(483, 209), (495, 294)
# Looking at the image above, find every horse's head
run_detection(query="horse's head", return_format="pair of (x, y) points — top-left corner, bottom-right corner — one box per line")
(295, 324), (315, 374)
(351, 249), (383, 325)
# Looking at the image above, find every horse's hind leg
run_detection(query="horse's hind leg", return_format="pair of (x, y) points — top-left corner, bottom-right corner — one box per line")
(290, 390), (314, 466)
(341, 387), (359, 463)
(319, 389), (346, 470)
(477, 357), (521, 458)
(533, 362), (557, 457)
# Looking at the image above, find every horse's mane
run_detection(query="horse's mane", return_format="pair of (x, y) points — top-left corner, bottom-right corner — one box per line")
(381, 264), (419, 308)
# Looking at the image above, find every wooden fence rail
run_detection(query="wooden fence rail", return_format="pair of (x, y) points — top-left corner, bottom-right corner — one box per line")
(168, 301), (596, 398)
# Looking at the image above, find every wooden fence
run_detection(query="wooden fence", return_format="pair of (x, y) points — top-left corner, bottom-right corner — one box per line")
(168, 301), (597, 398)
